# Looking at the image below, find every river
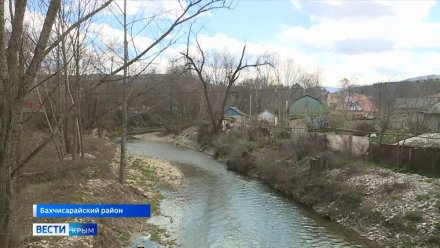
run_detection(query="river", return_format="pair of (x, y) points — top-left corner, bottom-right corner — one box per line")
(128, 140), (371, 248)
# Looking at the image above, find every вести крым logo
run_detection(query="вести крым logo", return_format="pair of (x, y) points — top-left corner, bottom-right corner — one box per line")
(32, 223), (97, 236)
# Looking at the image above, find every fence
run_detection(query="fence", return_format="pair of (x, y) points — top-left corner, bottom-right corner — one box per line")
(229, 122), (440, 173)
(370, 144), (440, 174)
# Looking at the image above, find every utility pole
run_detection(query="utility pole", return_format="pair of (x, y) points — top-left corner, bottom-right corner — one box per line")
(378, 83), (382, 117)
(249, 92), (252, 116)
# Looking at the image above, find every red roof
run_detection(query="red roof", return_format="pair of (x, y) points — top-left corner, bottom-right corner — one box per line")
(350, 93), (376, 113)
(23, 100), (43, 112)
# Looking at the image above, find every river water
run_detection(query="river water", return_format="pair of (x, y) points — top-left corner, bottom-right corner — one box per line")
(128, 140), (370, 248)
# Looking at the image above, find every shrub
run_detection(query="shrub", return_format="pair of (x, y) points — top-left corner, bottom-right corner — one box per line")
(335, 186), (364, 209)
(435, 222), (440, 230)
(381, 181), (410, 195)
(384, 215), (405, 229)
(416, 194), (430, 201)
(254, 157), (301, 190)
(429, 235), (440, 245)
(404, 211), (423, 222)
(198, 124), (214, 145)
(353, 121), (376, 136)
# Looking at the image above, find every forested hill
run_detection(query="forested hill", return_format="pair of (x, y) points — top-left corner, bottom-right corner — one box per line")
(352, 78), (440, 100)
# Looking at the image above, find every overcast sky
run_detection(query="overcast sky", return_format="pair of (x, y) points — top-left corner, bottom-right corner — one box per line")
(43, 0), (440, 87)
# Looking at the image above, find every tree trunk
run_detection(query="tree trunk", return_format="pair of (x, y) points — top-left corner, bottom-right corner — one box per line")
(216, 82), (234, 132)
(0, 104), (20, 247)
(75, 2), (84, 159)
(37, 86), (63, 160)
(0, 158), (12, 247)
(119, 93), (128, 184)
(201, 83), (217, 132)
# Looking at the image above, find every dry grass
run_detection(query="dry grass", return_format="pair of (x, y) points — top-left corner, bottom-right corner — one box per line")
(9, 131), (164, 247)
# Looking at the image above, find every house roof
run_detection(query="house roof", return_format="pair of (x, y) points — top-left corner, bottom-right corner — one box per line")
(395, 133), (440, 148)
(288, 95), (325, 119)
(224, 107), (249, 117)
(349, 93), (376, 113)
(424, 103), (440, 114)
(327, 92), (376, 114)
(258, 110), (276, 117)
(395, 98), (438, 110)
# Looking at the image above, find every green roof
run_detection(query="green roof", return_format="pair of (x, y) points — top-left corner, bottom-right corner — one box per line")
(288, 95), (325, 119)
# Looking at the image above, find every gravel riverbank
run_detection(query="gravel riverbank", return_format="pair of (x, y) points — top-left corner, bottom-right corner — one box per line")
(145, 128), (440, 248)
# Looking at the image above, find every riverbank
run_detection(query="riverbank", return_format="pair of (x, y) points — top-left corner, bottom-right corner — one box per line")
(142, 128), (440, 248)
(12, 132), (181, 248)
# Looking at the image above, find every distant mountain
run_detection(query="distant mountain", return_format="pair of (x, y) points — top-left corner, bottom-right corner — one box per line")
(324, 86), (341, 93)
(401, 74), (440, 82)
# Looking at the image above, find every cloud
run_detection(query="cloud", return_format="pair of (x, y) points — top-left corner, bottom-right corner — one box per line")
(260, 0), (440, 85)
(292, 0), (393, 20)
(332, 38), (395, 55)
(100, 0), (186, 20)
(282, 0), (440, 52)
(290, 0), (436, 21)
(180, 30), (440, 87)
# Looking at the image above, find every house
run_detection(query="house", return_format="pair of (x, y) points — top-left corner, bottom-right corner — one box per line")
(288, 95), (327, 129)
(223, 107), (249, 129)
(327, 92), (376, 119)
(346, 93), (376, 118)
(418, 103), (440, 132)
(392, 96), (438, 130)
(257, 110), (278, 126)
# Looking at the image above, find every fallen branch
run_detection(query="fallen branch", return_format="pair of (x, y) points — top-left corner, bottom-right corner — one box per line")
(12, 171), (44, 179)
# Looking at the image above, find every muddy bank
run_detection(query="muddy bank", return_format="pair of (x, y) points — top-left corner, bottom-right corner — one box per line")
(23, 137), (182, 248)
(150, 127), (440, 248)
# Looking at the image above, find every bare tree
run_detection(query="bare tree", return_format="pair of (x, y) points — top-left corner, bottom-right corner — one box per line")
(0, 1), (113, 244)
(114, 0), (233, 184)
(182, 35), (271, 133)
(0, 0), (232, 244)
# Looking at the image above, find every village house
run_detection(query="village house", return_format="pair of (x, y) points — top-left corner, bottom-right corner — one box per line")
(288, 95), (327, 129)
(392, 94), (439, 130)
(327, 92), (376, 119)
(223, 106), (249, 129)
(418, 103), (440, 132)
(257, 110), (278, 126)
